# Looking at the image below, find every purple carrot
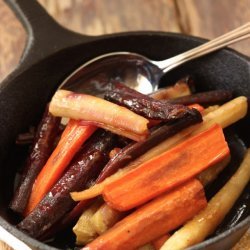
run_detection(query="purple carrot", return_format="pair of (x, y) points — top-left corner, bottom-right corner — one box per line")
(97, 110), (202, 182)
(10, 106), (61, 213)
(17, 130), (117, 239)
(168, 90), (233, 105)
(104, 81), (198, 122)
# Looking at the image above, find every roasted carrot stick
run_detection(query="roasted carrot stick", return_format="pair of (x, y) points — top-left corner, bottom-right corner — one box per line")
(83, 179), (207, 250)
(10, 106), (61, 214)
(104, 81), (199, 122)
(49, 90), (149, 141)
(103, 124), (229, 211)
(169, 89), (232, 106)
(24, 120), (97, 215)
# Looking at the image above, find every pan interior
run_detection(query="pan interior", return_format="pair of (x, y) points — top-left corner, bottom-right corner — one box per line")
(0, 33), (249, 249)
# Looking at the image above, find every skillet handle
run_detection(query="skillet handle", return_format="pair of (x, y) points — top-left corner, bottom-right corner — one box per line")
(4, 0), (92, 67)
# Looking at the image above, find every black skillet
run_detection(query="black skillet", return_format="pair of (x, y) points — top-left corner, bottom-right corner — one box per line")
(0, 0), (249, 249)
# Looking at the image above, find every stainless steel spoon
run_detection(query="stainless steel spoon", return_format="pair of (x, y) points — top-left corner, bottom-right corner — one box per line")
(61, 23), (250, 95)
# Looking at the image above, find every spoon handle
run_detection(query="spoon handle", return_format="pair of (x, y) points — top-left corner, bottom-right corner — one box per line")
(158, 22), (250, 72)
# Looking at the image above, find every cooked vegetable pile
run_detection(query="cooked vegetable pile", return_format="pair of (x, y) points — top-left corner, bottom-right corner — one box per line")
(10, 77), (250, 250)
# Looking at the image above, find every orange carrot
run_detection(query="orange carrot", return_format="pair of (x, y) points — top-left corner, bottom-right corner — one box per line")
(188, 103), (204, 113)
(60, 119), (75, 138)
(84, 179), (207, 250)
(103, 124), (229, 211)
(24, 120), (97, 215)
(152, 234), (171, 250)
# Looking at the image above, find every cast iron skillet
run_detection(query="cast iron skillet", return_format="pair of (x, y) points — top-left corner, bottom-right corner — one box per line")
(0, 0), (249, 249)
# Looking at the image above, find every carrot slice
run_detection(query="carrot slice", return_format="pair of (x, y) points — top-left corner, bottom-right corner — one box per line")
(84, 179), (207, 250)
(24, 120), (97, 215)
(103, 124), (229, 211)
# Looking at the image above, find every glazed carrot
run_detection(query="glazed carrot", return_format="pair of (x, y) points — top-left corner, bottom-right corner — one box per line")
(24, 120), (97, 215)
(49, 90), (149, 141)
(10, 106), (61, 214)
(103, 124), (229, 211)
(83, 179), (207, 250)
(104, 81), (198, 123)
(169, 89), (232, 105)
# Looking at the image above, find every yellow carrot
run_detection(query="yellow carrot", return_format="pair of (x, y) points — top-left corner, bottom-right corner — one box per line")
(49, 90), (149, 141)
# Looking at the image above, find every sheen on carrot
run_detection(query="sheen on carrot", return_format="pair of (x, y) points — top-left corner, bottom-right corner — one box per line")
(24, 120), (97, 215)
(49, 90), (149, 141)
(104, 81), (199, 122)
(83, 179), (207, 250)
(10, 106), (61, 214)
(103, 124), (229, 211)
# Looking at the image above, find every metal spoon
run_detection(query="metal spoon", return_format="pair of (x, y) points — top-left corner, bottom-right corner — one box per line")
(61, 23), (249, 95)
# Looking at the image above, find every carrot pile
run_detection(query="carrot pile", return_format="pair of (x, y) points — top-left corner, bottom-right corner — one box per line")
(10, 78), (249, 250)
(84, 179), (207, 250)
(103, 124), (228, 211)
(24, 120), (97, 215)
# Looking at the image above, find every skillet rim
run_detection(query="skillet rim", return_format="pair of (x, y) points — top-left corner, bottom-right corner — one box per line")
(0, 30), (249, 89)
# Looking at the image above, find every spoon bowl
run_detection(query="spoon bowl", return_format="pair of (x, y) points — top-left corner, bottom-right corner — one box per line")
(61, 23), (249, 95)
(60, 52), (160, 95)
